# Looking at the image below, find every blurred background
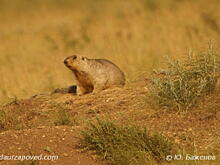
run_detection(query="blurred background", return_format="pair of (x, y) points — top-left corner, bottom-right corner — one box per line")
(0, 0), (220, 104)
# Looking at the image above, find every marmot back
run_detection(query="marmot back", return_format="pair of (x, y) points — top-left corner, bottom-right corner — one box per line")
(64, 55), (125, 95)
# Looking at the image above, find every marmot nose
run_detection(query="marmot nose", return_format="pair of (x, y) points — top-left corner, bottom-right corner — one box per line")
(64, 57), (69, 65)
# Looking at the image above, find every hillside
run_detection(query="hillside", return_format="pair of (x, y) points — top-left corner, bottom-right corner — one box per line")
(0, 81), (219, 165)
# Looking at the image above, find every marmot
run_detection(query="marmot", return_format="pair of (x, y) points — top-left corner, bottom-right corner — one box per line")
(64, 55), (125, 95)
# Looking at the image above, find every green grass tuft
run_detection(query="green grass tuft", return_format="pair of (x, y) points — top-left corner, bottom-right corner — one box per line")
(149, 44), (220, 111)
(81, 119), (172, 165)
(0, 108), (24, 131)
(53, 108), (76, 126)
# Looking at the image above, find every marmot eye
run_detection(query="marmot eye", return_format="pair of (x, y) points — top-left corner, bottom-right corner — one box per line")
(72, 55), (77, 60)
(82, 57), (85, 60)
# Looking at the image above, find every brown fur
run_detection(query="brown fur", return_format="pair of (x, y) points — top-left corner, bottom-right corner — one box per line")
(64, 55), (125, 95)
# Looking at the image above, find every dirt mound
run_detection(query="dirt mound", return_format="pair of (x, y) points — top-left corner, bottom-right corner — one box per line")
(0, 126), (103, 165)
(0, 81), (220, 165)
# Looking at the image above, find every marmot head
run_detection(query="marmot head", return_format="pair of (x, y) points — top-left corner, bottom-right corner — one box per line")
(64, 55), (89, 71)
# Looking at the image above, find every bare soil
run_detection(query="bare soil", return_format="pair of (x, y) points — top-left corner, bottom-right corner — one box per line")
(0, 81), (220, 165)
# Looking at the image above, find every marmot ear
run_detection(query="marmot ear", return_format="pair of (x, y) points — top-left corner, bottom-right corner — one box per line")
(72, 55), (77, 59)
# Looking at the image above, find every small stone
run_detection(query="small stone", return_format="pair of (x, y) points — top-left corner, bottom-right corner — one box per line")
(28, 143), (32, 148)
(44, 146), (52, 153)
(13, 134), (19, 139)
(63, 153), (68, 157)
(106, 98), (114, 102)
(37, 126), (46, 129)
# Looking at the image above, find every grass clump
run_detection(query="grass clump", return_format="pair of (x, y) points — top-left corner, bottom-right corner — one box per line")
(0, 108), (23, 131)
(53, 108), (76, 126)
(81, 119), (172, 165)
(149, 44), (220, 111)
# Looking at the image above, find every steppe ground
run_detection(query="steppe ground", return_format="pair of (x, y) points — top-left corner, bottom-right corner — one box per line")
(0, 0), (220, 165)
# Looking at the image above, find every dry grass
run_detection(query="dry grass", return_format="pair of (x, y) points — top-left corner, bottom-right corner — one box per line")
(81, 119), (172, 165)
(149, 44), (220, 111)
(0, 0), (220, 105)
